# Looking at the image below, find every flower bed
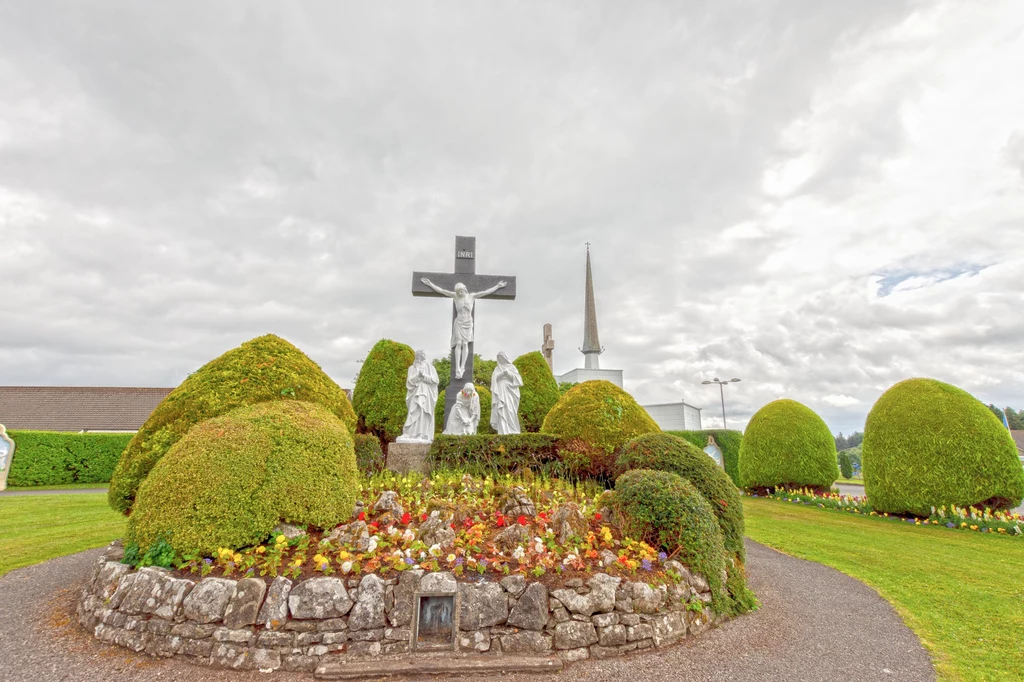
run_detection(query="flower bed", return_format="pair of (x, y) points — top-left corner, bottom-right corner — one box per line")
(757, 487), (1023, 536)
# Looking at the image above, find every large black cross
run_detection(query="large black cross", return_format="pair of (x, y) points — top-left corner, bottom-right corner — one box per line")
(412, 235), (517, 424)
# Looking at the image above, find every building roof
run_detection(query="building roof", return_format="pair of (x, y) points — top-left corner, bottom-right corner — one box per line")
(0, 386), (172, 432)
(1011, 430), (1024, 454)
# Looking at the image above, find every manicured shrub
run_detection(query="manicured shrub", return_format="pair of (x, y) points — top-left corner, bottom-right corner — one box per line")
(352, 339), (415, 443)
(614, 469), (728, 606)
(541, 380), (660, 454)
(616, 433), (745, 560)
(434, 385), (493, 435)
(668, 430), (744, 487)
(739, 399), (839, 491)
(863, 378), (1024, 515)
(429, 434), (561, 476)
(6, 431), (133, 487)
(838, 451), (853, 479)
(354, 434), (385, 475)
(554, 437), (618, 484)
(513, 351), (560, 432)
(109, 334), (356, 514)
(127, 400), (358, 557)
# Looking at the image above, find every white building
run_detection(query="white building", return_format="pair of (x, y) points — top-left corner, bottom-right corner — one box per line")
(641, 401), (703, 431)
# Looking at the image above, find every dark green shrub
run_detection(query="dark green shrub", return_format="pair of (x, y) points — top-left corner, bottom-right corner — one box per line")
(434, 353), (495, 392)
(354, 434), (385, 474)
(614, 469), (728, 607)
(127, 400), (358, 557)
(513, 351), (560, 432)
(838, 451), (853, 479)
(429, 434), (561, 477)
(863, 378), (1024, 515)
(109, 334), (356, 514)
(6, 431), (132, 486)
(352, 339), (415, 443)
(668, 430), (744, 487)
(616, 433), (745, 560)
(542, 380), (660, 454)
(739, 399), (839, 491)
(434, 385), (493, 435)
(554, 437), (618, 484)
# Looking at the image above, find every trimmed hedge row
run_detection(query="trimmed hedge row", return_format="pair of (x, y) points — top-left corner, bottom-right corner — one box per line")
(428, 434), (561, 477)
(5, 430), (133, 487)
(667, 430), (743, 487)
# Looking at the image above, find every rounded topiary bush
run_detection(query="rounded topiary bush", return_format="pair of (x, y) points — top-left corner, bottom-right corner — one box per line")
(739, 399), (838, 491)
(435, 385), (493, 435)
(108, 334), (357, 515)
(541, 380), (660, 453)
(127, 400), (358, 556)
(513, 351), (560, 432)
(617, 433), (745, 560)
(863, 378), (1024, 515)
(615, 469), (728, 602)
(352, 339), (415, 443)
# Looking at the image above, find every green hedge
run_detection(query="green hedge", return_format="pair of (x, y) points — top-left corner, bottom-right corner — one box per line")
(863, 378), (1024, 515)
(109, 334), (357, 515)
(354, 434), (385, 475)
(513, 351), (560, 432)
(542, 380), (660, 454)
(5, 431), (133, 487)
(616, 433), (745, 560)
(127, 400), (358, 557)
(352, 339), (415, 443)
(739, 399), (838, 491)
(428, 434), (561, 477)
(668, 430), (743, 487)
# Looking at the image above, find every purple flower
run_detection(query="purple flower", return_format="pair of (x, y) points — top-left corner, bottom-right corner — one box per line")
(455, 557), (464, 566)
(203, 558), (213, 565)
(479, 558), (488, 566)
(641, 559), (652, 571)
(657, 552), (668, 562)
(946, 522), (955, 528)
(404, 557), (416, 566)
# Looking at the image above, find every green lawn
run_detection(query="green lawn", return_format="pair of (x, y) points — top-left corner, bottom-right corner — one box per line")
(834, 477), (864, 486)
(6, 482), (110, 491)
(0, 493), (125, 577)
(744, 497), (1024, 682)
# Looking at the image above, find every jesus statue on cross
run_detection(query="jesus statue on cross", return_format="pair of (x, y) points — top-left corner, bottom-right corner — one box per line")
(420, 277), (507, 380)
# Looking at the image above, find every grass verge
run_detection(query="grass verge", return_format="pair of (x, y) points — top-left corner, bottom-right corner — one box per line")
(0, 493), (125, 577)
(834, 477), (864, 486)
(744, 497), (1024, 682)
(6, 482), (110, 491)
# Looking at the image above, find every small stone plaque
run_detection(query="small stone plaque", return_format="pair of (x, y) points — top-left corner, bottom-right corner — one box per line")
(414, 594), (455, 650)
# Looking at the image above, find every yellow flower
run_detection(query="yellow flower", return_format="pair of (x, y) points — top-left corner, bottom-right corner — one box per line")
(338, 550), (351, 560)
(969, 525), (978, 531)
(276, 535), (288, 545)
(233, 553), (242, 563)
(961, 522), (968, 528)
(997, 528), (1007, 534)
(255, 546), (266, 554)
(291, 558), (304, 567)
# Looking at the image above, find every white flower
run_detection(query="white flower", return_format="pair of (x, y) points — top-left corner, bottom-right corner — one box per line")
(402, 529), (415, 543)
(340, 561), (353, 575)
(512, 546), (525, 560)
(446, 553), (456, 563)
(367, 537), (379, 553)
(562, 553), (578, 566)
(429, 544), (442, 557)
(386, 526), (399, 536)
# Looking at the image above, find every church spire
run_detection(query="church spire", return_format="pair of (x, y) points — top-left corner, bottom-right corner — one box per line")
(581, 243), (604, 369)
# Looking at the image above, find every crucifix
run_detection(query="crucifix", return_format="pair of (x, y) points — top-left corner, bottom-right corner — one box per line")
(412, 236), (517, 423)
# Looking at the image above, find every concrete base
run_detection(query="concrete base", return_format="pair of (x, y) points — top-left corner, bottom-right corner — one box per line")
(387, 442), (431, 475)
(316, 654), (562, 679)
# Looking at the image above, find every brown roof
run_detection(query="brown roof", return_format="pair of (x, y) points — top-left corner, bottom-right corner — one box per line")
(0, 387), (172, 432)
(1011, 430), (1024, 454)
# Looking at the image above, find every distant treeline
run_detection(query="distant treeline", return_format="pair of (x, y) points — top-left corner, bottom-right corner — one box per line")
(987, 404), (1024, 430)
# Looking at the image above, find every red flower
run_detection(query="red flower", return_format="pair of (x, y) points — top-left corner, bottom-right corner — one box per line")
(401, 512), (412, 525)
(496, 515), (506, 528)
(369, 521), (379, 529)
(517, 515), (528, 526)
(357, 511), (366, 521)
(421, 513), (428, 522)
(594, 512), (602, 521)
(538, 511), (547, 520)
(450, 523), (455, 529)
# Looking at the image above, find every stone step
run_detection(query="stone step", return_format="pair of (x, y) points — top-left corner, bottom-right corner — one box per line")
(315, 653), (563, 679)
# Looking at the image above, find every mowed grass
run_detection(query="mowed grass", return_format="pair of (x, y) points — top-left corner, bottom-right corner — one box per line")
(0, 493), (125, 577)
(743, 497), (1024, 682)
(6, 482), (110, 491)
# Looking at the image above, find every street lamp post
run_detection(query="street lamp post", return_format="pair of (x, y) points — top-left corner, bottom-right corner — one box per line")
(701, 377), (741, 429)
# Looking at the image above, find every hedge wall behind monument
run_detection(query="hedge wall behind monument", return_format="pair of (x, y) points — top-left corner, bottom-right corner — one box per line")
(668, 430), (744, 487)
(352, 339), (415, 443)
(6, 431), (133, 487)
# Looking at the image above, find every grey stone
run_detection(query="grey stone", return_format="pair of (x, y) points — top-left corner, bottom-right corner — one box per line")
(558, 646), (590, 662)
(283, 620), (318, 632)
(288, 577), (353, 619)
(321, 631), (349, 645)
(349, 628), (384, 642)
(325, 519), (370, 547)
(94, 561), (131, 601)
(281, 654), (318, 672)
(420, 571), (457, 593)
(252, 648), (281, 671)
(349, 573), (387, 630)
(211, 642), (250, 669)
(631, 581), (666, 614)
(598, 624), (627, 646)
(213, 626), (253, 643)
(417, 512), (456, 548)
(652, 611), (687, 646)
(147, 618), (174, 635)
(318, 618), (349, 631)
(458, 630), (491, 652)
(688, 607), (712, 636)
(636, 638), (654, 649)
(154, 577), (195, 619)
(117, 569), (159, 615)
(499, 486), (535, 517)
(182, 577), (236, 624)
(180, 637), (215, 658)
(550, 502), (587, 544)
(626, 623), (654, 641)
(257, 576), (293, 628)
(499, 575), (527, 597)
(272, 522), (307, 540)
(591, 642), (638, 659)
(552, 573), (618, 617)
(296, 632), (323, 645)
(223, 577), (266, 629)
(500, 631), (553, 653)
(384, 627), (411, 641)
(459, 582), (508, 630)
(619, 613), (641, 626)
(494, 524), (530, 552)
(146, 634), (182, 657)
(170, 622), (218, 638)
(373, 490), (404, 517)
(599, 550), (618, 568)
(553, 621), (598, 650)
(346, 641), (382, 657)
(507, 582), (548, 631)
(256, 630), (295, 647)
(689, 571), (710, 593)
(383, 641), (410, 654)
(306, 643), (344, 656)
(592, 612), (619, 627)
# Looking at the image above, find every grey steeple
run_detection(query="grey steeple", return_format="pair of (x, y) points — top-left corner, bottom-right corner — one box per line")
(581, 243), (604, 369)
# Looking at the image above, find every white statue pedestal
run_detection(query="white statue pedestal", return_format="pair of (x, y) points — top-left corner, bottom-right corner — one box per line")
(387, 442), (431, 475)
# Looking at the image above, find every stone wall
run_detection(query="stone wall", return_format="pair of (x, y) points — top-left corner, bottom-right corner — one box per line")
(77, 542), (726, 674)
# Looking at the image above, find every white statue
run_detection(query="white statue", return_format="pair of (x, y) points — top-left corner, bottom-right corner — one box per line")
(490, 351), (523, 435)
(396, 350), (439, 443)
(420, 278), (508, 380)
(443, 382), (481, 436)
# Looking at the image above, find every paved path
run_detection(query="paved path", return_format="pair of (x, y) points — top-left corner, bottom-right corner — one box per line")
(0, 488), (107, 497)
(0, 540), (934, 682)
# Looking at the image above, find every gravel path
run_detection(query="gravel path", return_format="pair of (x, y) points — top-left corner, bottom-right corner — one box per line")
(0, 540), (934, 682)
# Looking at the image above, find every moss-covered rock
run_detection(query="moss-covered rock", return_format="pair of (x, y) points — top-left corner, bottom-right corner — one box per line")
(863, 378), (1024, 515)
(352, 339), (415, 443)
(435, 385), (493, 435)
(108, 334), (356, 515)
(127, 400), (358, 556)
(513, 351), (560, 432)
(739, 399), (838, 491)
(541, 380), (660, 453)
(616, 433), (745, 560)
(668, 430), (744, 487)
(614, 469), (728, 606)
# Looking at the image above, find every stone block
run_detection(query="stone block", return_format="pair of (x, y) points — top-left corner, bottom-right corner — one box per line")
(459, 630), (491, 652)
(459, 582), (508, 630)
(386, 442), (430, 475)
(213, 627), (253, 644)
(507, 581), (548, 631)
(626, 623), (654, 642)
(256, 630), (295, 648)
(257, 576), (293, 628)
(252, 648), (281, 671)
(500, 631), (553, 654)
(281, 654), (318, 672)
(183, 578), (236, 624)
(211, 643), (251, 669)
(349, 573), (387, 630)
(346, 641), (382, 657)
(223, 577), (266, 629)
(288, 577), (353, 619)
(598, 624), (627, 647)
(420, 571), (457, 593)
(499, 575), (526, 597)
(553, 621), (598, 650)
(558, 646), (590, 662)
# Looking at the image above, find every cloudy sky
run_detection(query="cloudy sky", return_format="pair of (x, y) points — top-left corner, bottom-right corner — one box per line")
(1, 1), (1022, 434)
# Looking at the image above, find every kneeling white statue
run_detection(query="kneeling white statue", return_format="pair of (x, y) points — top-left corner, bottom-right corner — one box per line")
(443, 382), (481, 436)
(396, 350), (439, 443)
(490, 351), (523, 435)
